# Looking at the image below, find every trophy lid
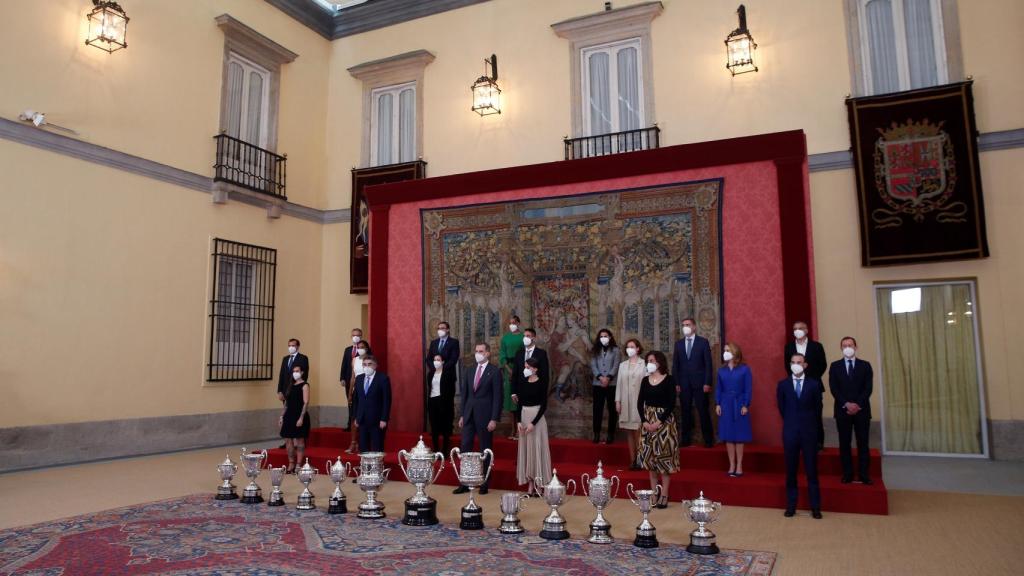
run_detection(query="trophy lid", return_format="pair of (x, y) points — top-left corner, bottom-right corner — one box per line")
(330, 456), (346, 471)
(299, 458), (315, 473)
(219, 455), (234, 467)
(545, 468), (564, 488)
(409, 435), (434, 457)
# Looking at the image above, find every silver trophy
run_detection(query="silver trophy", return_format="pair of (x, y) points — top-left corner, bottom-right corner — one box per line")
(582, 461), (620, 544)
(240, 447), (268, 504)
(296, 458), (318, 511)
(398, 436), (445, 526)
(355, 451), (391, 519)
(682, 491), (722, 555)
(267, 465), (286, 507)
(626, 483), (661, 548)
(326, 457), (353, 514)
(499, 492), (530, 535)
(215, 455), (238, 500)
(450, 447), (494, 530)
(535, 469), (577, 540)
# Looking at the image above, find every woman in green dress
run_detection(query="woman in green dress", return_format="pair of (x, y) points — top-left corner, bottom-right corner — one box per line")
(500, 315), (525, 440)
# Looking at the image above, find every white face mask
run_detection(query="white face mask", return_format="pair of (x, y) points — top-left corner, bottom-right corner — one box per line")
(646, 362), (658, 374)
(522, 368), (533, 378)
(363, 367), (375, 378)
(288, 346), (297, 355)
(626, 347), (638, 358)
(433, 360), (443, 369)
(357, 348), (367, 357)
(475, 352), (486, 364)
(509, 324), (519, 332)
(723, 351), (734, 362)
(793, 329), (807, 340)
(599, 336), (610, 346)
(791, 363), (805, 376)
(437, 330), (448, 339)
(292, 372), (302, 381)
(682, 326), (693, 337)
(843, 346), (856, 359)
(352, 335), (361, 344)
(522, 336), (533, 347)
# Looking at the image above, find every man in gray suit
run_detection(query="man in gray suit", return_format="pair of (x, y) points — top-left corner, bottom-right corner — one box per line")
(453, 342), (503, 495)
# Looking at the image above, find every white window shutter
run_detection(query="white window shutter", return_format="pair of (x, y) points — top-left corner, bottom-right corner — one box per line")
(398, 88), (415, 163)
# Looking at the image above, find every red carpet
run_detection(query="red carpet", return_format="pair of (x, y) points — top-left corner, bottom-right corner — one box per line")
(268, 428), (888, 515)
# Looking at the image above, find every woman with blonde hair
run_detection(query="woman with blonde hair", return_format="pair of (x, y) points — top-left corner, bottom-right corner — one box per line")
(615, 338), (645, 469)
(715, 342), (753, 477)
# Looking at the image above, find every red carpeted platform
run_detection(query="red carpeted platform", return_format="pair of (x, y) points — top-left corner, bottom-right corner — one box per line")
(267, 428), (888, 515)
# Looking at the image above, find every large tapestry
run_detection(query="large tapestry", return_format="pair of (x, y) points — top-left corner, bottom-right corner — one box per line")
(421, 180), (723, 438)
(846, 81), (988, 266)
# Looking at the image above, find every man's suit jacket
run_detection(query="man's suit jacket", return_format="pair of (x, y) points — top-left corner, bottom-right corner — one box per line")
(672, 335), (713, 389)
(784, 339), (827, 381)
(339, 343), (372, 384)
(425, 336), (460, 399)
(351, 372), (392, 426)
(460, 362), (503, 426)
(511, 347), (550, 398)
(278, 353), (310, 395)
(776, 376), (824, 444)
(827, 358), (873, 419)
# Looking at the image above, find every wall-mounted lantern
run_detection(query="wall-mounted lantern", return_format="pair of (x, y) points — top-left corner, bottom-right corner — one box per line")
(86, 1), (129, 53)
(471, 54), (501, 116)
(725, 5), (757, 75)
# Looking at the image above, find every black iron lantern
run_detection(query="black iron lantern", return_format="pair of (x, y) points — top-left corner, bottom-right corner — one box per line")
(471, 54), (501, 116)
(86, 0), (129, 53)
(725, 5), (757, 75)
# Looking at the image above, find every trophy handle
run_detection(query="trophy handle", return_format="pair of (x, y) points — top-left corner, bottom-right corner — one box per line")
(626, 482), (638, 505)
(449, 447), (461, 480)
(429, 452), (446, 486)
(382, 468), (392, 483)
(258, 449), (268, 464)
(324, 459), (333, 476)
(566, 478), (577, 497)
(654, 484), (662, 499)
(581, 473), (591, 497)
(345, 461), (353, 478)
(519, 493), (528, 510)
(397, 449), (410, 482)
(533, 478), (544, 498)
(610, 475), (621, 500)
(482, 448), (494, 484)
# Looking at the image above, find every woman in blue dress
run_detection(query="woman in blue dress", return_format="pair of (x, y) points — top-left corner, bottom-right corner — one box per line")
(715, 342), (752, 477)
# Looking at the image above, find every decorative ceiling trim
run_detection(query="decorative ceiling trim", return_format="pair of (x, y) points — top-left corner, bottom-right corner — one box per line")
(265, 0), (491, 40)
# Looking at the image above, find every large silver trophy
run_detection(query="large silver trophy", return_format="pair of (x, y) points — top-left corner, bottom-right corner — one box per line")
(450, 447), (493, 530)
(215, 455), (239, 500)
(398, 436), (445, 526)
(355, 452), (391, 519)
(626, 483), (661, 548)
(581, 461), (620, 544)
(682, 491), (722, 555)
(535, 469), (577, 540)
(296, 458), (318, 511)
(267, 465), (286, 507)
(325, 457), (353, 514)
(239, 447), (268, 504)
(498, 492), (529, 535)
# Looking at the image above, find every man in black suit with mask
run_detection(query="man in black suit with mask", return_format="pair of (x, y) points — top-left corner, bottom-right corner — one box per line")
(673, 317), (714, 447)
(828, 336), (874, 485)
(784, 321), (828, 450)
(453, 342), (503, 495)
(511, 327), (550, 412)
(778, 353), (824, 519)
(278, 338), (309, 400)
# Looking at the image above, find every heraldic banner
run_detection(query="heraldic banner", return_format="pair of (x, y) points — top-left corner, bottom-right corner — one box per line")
(846, 81), (988, 266)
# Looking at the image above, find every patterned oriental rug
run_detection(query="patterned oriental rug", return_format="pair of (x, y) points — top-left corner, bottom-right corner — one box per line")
(0, 494), (776, 575)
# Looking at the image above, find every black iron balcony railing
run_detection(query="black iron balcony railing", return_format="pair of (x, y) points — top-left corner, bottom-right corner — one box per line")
(213, 133), (287, 199)
(564, 126), (661, 160)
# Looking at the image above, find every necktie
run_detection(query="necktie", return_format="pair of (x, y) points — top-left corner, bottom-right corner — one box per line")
(847, 360), (853, 376)
(288, 355), (294, 368)
(440, 338), (445, 351)
(352, 347), (357, 358)
(473, 365), (483, 392)
(795, 379), (803, 398)
(686, 338), (693, 358)
(525, 348), (532, 360)
(364, 376), (371, 395)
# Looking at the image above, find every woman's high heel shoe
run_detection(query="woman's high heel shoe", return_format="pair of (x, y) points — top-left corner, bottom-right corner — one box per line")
(655, 495), (669, 509)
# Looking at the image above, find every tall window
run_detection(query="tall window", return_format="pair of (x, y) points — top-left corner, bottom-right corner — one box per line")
(858, 0), (948, 94)
(875, 281), (988, 456)
(370, 82), (416, 166)
(582, 39), (643, 137)
(225, 52), (271, 148)
(208, 239), (277, 382)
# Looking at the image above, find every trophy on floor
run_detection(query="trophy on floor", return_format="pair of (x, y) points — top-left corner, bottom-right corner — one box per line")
(325, 456), (353, 514)
(267, 465), (286, 507)
(239, 447), (268, 504)
(296, 458), (318, 511)
(450, 447), (494, 530)
(682, 491), (722, 555)
(582, 461), (620, 544)
(498, 492), (530, 535)
(398, 436), (445, 526)
(626, 483), (661, 548)
(215, 455), (239, 500)
(355, 452), (390, 519)
(535, 469), (576, 540)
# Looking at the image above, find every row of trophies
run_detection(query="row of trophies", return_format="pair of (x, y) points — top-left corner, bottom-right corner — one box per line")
(216, 437), (722, 554)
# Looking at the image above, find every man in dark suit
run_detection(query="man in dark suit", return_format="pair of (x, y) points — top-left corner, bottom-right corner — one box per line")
(827, 336), (874, 485)
(453, 342), (503, 495)
(784, 321), (828, 450)
(340, 328), (371, 431)
(511, 327), (549, 409)
(777, 353), (823, 519)
(350, 355), (391, 452)
(672, 317), (714, 447)
(425, 321), (460, 453)
(278, 338), (310, 400)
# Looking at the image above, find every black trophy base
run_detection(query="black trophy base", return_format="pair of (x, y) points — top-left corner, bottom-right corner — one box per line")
(328, 497), (348, 514)
(634, 534), (660, 548)
(402, 499), (438, 526)
(540, 529), (571, 541)
(241, 494), (264, 504)
(459, 506), (484, 530)
(267, 498), (285, 507)
(687, 543), (720, 555)
(215, 492), (239, 501)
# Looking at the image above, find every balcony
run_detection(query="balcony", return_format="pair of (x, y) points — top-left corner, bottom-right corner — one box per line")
(563, 126), (661, 160)
(213, 133), (287, 200)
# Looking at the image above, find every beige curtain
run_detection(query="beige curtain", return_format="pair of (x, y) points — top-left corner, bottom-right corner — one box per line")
(878, 284), (983, 454)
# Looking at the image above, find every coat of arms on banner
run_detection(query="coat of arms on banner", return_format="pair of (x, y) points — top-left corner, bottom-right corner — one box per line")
(871, 119), (964, 228)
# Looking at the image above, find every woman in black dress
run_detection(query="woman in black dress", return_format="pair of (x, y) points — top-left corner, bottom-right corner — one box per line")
(637, 350), (679, 509)
(280, 364), (311, 473)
